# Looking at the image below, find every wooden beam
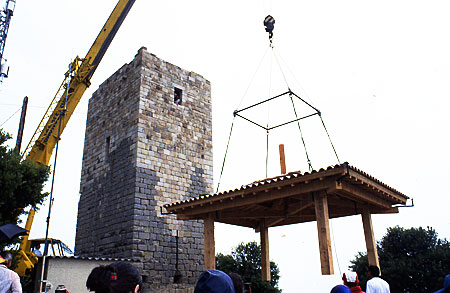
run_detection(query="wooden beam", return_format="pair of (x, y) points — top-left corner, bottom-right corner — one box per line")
(215, 218), (259, 229)
(165, 167), (347, 213)
(361, 209), (380, 269)
(279, 144), (286, 175)
(175, 177), (338, 217)
(266, 201), (314, 228)
(259, 221), (271, 281)
(259, 214), (317, 227)
(218, 198), (313, 220)
(337, 182), (393, 209)
(348, 169), (408, 204)
(204, 213), (215, 270)
(314, 191), (334, 275)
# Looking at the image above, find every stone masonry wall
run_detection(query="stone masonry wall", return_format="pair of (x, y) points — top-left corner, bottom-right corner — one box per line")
(75, 57), (141, 259)
(75, 47), (213, 292)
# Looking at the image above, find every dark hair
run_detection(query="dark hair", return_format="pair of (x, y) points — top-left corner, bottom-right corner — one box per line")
(0, 251), (12, 262)
(229, 272), (244, 293)
(368, 265), (380, 277)
(86, 261), (142, 293)
(346, 281), (358, 287)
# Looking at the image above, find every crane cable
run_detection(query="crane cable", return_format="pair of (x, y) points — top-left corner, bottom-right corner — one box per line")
(0, 106), (21, 127)
(320, 114), (341, 164)
(288, 92), (313, 171)
(270, 39), (314, 171)
(216, 47), (271, 194)
(217, 14), (341, 193)
(215, 118), (235, 194)
(265, 41), (274, 178)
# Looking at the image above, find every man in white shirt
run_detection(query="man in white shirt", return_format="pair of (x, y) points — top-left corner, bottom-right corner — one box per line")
(0, 251), (22, 293)
(366, 265), (390, 293)
(32, 244), (42, 257)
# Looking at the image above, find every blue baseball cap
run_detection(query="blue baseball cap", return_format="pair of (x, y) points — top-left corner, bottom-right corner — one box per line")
(194, 270), (235, 293)
(330, 284), (351, 293)
(435, 274), (450, 293)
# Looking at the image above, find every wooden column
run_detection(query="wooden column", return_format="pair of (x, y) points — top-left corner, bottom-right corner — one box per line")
(314, 191), (334, 275)
(204, 213), (215, 270)
(361, 209), (380, 269)
(259, 220), (271, 281)
(279, 144), (286, 174)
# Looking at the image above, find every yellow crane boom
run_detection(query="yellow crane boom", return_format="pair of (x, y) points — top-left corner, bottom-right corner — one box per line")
(23, 0), (135, 165)
(17, 0), (136, 277)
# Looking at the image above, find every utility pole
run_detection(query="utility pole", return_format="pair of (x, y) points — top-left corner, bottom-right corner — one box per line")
(0, 0), (16, 81)
(15, 96), (28, 152)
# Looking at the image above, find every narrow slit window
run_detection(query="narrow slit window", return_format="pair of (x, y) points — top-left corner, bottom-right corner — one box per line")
(105, 136), (111, 159)
(174, 87), (182, 105)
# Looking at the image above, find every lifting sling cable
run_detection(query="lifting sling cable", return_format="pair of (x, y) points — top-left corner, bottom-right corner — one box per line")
(272, 44), (314, 171)
(215, 118), (236, 194)
(330, 214), (342, 276)
(216, 47), (270, 194)
(289, 93), (313, 171)
(273, 46), (340, 164)
(273, 46), (340, 167)
(271, 46), (290, 91)
(39, 60), (72, 292)
(235, 47), (270, 111)
(273, 47), (317, 109)
(320, 114), (341, 164)
(266, 130), (269, 178)
(0, 106), (21, 127)
(265, 44), (274, 178)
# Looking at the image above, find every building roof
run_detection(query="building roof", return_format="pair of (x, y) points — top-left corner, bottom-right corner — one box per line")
(164, 162), (409, 229)
(41, 255), (139, 262)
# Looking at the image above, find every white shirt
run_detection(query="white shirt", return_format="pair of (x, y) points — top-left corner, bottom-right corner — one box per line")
(0, 264), (22, 293)
(33, 249), (42, 257)
(366, 276), (390, 293)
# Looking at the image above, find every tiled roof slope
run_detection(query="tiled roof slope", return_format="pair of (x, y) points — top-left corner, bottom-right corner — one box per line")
(164, 162), (408, 210)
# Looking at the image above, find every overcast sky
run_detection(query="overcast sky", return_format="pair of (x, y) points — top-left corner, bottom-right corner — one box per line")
(1, 0), (450, 291)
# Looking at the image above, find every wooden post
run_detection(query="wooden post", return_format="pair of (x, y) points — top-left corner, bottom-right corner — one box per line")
(314, 191), (334, 275)
(259, 220), (271, 281)
(204, 213), (215, 270)
(279, 144), (286, 174)
(361, 209), (380, 269)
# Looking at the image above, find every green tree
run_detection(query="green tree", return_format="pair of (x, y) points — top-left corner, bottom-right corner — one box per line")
(0, 129), (50, 235)
(216, 241), (282, 293)
(350, 226), (450, 292)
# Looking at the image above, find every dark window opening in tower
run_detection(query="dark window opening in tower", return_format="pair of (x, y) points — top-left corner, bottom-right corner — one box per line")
(105, 136), (111, 159)
(174, 87), (182, 105)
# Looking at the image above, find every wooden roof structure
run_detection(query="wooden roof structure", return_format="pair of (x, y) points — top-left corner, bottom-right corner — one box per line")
(164, 162), (409, 278)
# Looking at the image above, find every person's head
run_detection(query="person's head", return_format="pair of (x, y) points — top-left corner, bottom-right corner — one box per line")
(194, 270), (235, 293)
(342, 271), (359, 287)
(228, 272), (244, 293)
(0, 251), (13, 268)
(368, 265), (380, 278)
(55, 284), (68, 293)
(86, 261), (142, 293)
(435, 274), (450, 293)
(330, 284), (351, 293)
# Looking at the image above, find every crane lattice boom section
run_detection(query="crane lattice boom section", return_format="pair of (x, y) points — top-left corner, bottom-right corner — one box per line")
(0, 0), (16, 78)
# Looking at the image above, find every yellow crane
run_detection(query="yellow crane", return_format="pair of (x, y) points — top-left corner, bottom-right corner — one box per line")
(16, 0), (136, 277)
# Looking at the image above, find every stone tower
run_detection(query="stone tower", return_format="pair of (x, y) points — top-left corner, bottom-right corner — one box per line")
(75, 47), (213, 291)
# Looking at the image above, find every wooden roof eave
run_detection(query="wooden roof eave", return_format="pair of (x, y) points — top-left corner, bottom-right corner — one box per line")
(332, 181), (394, 209)
(167, 176), (341, 216)
(347, 168), (408, 204)
(164, 167), (348, 213)
(265, 206), (399, 228)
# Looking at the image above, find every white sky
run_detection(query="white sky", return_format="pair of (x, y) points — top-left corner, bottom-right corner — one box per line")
(1, 0), (450, 291)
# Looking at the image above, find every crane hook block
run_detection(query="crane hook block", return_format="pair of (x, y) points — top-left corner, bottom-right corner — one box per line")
(264, 15), (275, 41)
